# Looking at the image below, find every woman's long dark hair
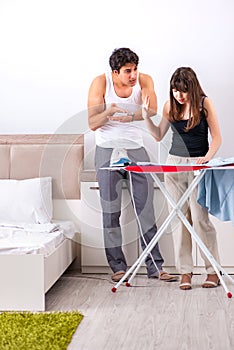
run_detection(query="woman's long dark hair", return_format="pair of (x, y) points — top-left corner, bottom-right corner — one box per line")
(169, 67), (207, 131)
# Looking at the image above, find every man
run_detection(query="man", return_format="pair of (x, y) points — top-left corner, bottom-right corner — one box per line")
(88, 47), (177, 282)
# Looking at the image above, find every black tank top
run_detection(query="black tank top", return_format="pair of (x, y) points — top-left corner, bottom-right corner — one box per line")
(169, 98), (209, 157)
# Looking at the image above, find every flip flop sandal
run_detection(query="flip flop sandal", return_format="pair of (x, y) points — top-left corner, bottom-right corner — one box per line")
(179, 273), (193, 290)
(111, 270), (127, 282)
(158, 271), (179, 282)
(202, 274), (220, 288)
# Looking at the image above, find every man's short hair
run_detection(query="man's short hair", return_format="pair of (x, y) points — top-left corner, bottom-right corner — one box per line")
(109, 48), (139, 72)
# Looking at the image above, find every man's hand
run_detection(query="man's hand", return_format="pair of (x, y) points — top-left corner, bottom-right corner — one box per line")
(108, 104), (134, 123)
(108, 113), (134, 123)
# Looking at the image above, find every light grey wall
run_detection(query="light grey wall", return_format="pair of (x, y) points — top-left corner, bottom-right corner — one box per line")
(0, 0), (234, 157)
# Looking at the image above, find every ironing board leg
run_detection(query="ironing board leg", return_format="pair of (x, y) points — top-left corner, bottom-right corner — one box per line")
(111, 207), (178, 291)
(153, 170), (233, 298)
(112, 171), (204, 292)
(112, 170), (233, 298)
(178, 210), (232, 298)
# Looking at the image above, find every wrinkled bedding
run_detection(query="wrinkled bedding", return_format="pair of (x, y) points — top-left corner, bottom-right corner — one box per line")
(0, 220), (75, 256)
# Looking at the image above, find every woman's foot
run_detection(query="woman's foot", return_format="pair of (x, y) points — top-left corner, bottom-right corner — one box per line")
(179, 273), (193, 290)
(202, 274), (220, 288)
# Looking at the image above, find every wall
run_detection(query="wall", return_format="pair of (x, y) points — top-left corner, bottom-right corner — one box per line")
(0, 0), (234, 157)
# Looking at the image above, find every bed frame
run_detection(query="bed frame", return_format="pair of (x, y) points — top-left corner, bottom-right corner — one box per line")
(0, 134), (84, 311)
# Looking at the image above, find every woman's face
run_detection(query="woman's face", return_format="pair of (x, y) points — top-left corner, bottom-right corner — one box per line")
(172, 89), (189, 104)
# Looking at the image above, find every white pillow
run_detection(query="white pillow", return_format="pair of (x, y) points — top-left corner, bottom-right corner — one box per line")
(0, 177), (53, 224)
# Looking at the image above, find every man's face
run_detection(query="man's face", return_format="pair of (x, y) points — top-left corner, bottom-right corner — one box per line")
(115, 63), (138, 86)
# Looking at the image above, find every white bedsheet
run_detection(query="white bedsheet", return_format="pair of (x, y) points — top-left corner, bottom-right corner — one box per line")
(0, 220), (76, 256)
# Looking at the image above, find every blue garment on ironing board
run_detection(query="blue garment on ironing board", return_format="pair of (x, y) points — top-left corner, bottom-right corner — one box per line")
(197, 169), (234, 225)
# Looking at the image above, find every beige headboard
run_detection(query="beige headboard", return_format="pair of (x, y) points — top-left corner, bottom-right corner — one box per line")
(0, 134), (84, 199)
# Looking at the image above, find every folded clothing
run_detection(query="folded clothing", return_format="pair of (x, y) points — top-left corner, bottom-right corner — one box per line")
(110, 148), (131, 167)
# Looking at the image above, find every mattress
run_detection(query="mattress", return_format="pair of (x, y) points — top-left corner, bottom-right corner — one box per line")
(0, 220), (76, 256)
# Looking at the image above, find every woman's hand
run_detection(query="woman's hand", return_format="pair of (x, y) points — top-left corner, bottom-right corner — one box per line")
(196, 156), (210, 164)
(142, 96), (150, 119)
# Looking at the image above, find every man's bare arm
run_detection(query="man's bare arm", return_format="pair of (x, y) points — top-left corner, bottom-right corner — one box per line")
(87, 74), (108, 131)
(88, 74), (130, 130)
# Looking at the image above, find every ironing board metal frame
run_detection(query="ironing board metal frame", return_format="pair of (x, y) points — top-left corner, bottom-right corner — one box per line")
(111, 164), (234, 298)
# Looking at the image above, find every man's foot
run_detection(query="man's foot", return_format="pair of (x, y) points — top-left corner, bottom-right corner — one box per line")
(202, 274), (220, 288)
(149, 271), (179, 282)
(159, 271), (179, 282)
(111, 270), (127, 282)
(179, 273), (193, 290)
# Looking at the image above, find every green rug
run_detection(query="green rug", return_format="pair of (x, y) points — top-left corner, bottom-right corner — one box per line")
(0, 311), (84, 350)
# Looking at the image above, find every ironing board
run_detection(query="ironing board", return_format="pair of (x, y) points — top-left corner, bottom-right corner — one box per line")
(111, 163), (234, 298)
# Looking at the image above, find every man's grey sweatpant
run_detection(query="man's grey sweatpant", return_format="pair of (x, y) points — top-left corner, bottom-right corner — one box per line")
(95, 145), (164, 277)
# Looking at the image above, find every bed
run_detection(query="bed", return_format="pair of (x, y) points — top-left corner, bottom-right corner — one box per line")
(0, 134), (84, 311)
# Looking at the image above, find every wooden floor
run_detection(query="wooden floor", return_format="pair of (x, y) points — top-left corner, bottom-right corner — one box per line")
(46, 271), (234, 350)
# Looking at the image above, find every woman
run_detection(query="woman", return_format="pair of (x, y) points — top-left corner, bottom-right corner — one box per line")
(143, 67), (222, 290)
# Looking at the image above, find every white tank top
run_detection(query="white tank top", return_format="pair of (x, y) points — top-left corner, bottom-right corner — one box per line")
(95, 71), (144, 148)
